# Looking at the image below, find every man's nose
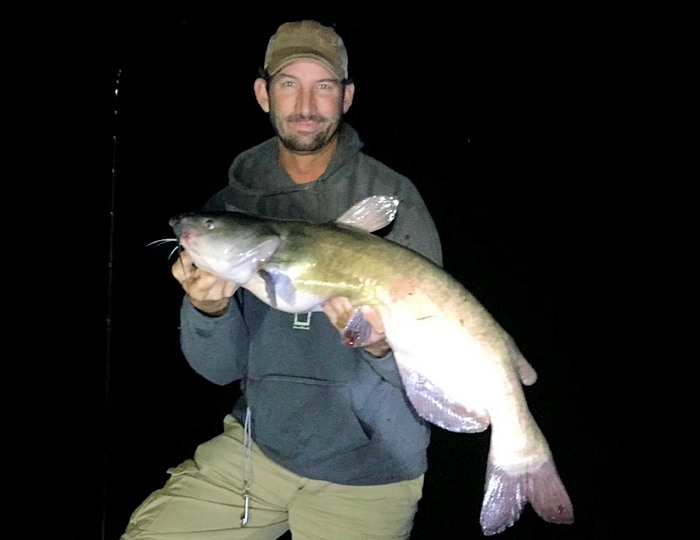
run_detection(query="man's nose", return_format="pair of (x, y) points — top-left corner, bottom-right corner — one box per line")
(296, 87), (315, 115)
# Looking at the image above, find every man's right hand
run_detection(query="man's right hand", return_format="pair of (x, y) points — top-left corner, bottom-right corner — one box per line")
(171, 250), (238, 316)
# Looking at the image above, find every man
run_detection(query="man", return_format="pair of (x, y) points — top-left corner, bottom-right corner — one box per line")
(122, 20), (442, 539)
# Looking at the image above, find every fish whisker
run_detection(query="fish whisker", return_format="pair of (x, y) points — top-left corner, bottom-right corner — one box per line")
(146, 237), (179, 247)
(146, 238), (183, 260)
(168, 245), (183, 260)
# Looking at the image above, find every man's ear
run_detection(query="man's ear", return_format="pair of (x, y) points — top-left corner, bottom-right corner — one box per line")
(343, 82), (355, 114)
(254, 78), (270, 113)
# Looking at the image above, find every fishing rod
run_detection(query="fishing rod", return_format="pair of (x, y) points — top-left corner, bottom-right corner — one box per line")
(102, 66), (122, 540)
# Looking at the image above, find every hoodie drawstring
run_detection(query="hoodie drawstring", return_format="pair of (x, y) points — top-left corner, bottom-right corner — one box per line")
(240, 406), (253, 526)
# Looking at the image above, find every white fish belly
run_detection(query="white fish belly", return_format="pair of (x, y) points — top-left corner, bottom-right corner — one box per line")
(378, 287), (545, 457)
(378, 290), (500, 433)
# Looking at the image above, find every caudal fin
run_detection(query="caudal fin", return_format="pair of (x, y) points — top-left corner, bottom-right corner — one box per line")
(479, 459), (574, 535)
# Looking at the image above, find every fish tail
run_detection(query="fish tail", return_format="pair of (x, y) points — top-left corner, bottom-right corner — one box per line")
(479, 459), (574, 535)
(526, 459), (574, 526)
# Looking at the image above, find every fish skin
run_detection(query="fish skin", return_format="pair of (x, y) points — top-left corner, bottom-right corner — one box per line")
(170, 196), (574, 535)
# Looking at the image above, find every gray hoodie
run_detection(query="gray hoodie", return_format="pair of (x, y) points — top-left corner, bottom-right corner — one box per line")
(179, 124), (443, 485)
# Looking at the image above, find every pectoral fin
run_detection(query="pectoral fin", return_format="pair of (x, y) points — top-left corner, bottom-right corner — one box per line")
(253, 266), (328, 313)
(258, 268), (295, 309)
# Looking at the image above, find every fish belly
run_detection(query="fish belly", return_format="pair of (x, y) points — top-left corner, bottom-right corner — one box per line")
(377, 288), (495, 433)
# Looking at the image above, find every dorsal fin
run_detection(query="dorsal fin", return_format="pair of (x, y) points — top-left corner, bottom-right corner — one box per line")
(335, 195), (399, 232)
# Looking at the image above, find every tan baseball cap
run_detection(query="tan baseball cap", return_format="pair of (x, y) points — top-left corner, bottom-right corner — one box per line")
(264, 20), (349, 80)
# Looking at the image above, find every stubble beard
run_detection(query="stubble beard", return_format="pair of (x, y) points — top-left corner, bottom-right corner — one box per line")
(269, 104), (344, 153)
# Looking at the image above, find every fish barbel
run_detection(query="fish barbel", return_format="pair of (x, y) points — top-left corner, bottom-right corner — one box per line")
(169, 196), (574, 535)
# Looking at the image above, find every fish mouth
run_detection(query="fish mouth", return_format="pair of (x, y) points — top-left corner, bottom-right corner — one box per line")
(176, 229), (211, 264)
(176, 229), (199, 250)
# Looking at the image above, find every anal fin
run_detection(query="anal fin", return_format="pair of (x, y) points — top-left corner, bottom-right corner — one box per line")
(396, 363), (489, 433)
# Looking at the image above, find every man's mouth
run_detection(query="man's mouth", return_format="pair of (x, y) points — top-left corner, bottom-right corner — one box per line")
(289, 114), (325, 128)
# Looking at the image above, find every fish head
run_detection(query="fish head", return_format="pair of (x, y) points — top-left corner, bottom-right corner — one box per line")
(169, 212), (281, 284)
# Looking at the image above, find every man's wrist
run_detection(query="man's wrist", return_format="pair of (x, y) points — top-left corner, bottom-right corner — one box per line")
(362, 339), (391, 358)
(190, 297), (230, 317)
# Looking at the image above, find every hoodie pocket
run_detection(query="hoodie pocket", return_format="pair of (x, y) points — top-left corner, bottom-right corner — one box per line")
(247, 375), (371, 461)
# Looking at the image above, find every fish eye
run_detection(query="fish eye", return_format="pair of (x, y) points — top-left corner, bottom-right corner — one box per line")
(204, 218), (216, 230)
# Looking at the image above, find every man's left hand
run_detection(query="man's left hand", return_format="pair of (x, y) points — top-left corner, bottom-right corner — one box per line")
(321, 296), (391, 357)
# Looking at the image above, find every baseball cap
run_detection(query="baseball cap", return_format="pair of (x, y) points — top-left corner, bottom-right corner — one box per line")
(264, 20), (349, 80)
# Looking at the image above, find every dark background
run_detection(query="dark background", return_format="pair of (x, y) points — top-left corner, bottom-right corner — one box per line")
(15, 4), (694, 539)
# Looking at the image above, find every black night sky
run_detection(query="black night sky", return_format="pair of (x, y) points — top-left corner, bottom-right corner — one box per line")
(16, 5), (694, 540)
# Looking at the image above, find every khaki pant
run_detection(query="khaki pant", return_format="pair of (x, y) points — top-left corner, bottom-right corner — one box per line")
(121, 415), (424, 539)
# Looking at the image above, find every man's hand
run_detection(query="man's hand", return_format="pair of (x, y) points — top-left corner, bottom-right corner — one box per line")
(171, 250), (238, 316)
(321, 296), (391, 357)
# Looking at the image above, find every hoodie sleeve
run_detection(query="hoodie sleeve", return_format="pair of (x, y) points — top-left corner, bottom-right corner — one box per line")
(357, 349), (404, 387)
(387, 196), (443, 267)
(179, 295), (248, 385)
(353, 151), (443, 267)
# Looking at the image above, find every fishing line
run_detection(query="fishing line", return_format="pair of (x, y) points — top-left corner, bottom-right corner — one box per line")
(106, 69), (120, 406)
(102, 66), (122, 540)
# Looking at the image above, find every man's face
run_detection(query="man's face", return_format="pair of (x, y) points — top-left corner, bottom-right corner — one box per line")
(266, 60), (353, 153)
